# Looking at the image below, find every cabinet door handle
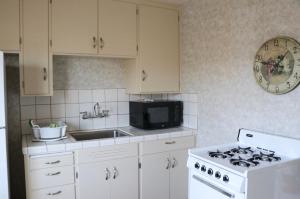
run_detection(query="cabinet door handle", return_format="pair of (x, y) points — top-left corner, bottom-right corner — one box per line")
(43, 67), (47, 81)
(105, 168), (111, 180)
(46, 171), (61, 176)
(165, 141), (176, 145)
(47, 190), (62, 196)
(166, 158), (171, 170)
(142, 70), (147, 81)
(100, 37), (104, 49)
(171, 158), (177, 168)
(93, 36), (97, 48)
(45, 160), (61, 165)
(113, 167), (119, 179)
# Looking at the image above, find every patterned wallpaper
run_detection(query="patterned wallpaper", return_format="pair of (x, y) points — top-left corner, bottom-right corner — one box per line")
(180, 0), (300, 147)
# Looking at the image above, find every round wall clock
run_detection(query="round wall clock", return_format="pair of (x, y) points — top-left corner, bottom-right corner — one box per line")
(253, 36), (300, 94)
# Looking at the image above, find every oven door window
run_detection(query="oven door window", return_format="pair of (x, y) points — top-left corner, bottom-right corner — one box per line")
(189, 173), (245, 199)
(147, 107), (169, 123)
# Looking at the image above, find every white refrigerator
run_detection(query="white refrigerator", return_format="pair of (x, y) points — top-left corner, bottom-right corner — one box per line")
(0, 51), (9, 199)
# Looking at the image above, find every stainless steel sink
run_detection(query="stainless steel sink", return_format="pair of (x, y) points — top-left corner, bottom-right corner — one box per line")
(70, 129), (131, 141)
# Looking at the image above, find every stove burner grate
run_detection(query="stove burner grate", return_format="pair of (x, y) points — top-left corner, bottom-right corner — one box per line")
(208, 150), (233, 159)
(252, 152), (281, 162)
(230, 157), (260, 168)
(231, 146), (253, 155)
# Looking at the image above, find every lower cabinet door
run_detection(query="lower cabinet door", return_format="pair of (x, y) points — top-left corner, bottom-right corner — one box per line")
(140, 152), (170, 199)
(110, 157), (138, 199)
(170, 149), (189, 199)
(76, 162), (110, 199)
(31, 184), (75, 199)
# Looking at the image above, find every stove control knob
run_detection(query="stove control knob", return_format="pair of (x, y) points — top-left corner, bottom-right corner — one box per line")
(194, 163), (200, 169)
(215, 172), (221, 179)
(208, 169), (213, 175)
(201, 165), (206, 172)
(223, 175), (229, 183)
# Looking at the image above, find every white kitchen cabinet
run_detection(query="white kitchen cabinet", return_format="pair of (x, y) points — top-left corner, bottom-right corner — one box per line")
(139, 136), (195, 199)
(51, 0), (98, 55)
(51, 0), (137, 57)
(77, 161), (110, 199)
(0, 0), (20, 52)
(140, 152), (170, 199)
(20, 0), (53, 96)
(76, 143), (139, 199)
(125, 4), (180, 94)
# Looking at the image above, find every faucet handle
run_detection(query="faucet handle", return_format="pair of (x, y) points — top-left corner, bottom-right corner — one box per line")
(102, 110), (109, 117)
(80, 111), (88, 115)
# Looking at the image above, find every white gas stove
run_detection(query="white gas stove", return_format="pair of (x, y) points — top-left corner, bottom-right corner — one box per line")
(187, 129), (300, 199)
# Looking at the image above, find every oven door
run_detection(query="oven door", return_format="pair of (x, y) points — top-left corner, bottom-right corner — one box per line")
(188, 171), (245, 199)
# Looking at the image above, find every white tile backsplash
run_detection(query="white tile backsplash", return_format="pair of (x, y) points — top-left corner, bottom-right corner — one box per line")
(36, 96), (50, 105)
(20, 89), (198, 134)
(105, 89), (118, 102)
(66, 104), (80, 117)
(36, 105), (51, 119)
(92, 89), (105, 103)
(79, 90), (93, 103)
(65, 90), (79, 104)
(51, 90), (65, 104)
(51, 104), (66, 118)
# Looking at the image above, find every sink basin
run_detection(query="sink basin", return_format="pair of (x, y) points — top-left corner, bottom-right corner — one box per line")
(70, 129), (131, 141)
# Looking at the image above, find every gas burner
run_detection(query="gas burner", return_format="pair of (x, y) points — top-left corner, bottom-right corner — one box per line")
(208, 150), (234, 159)
(230, 156), (260, 168)
(252, 152), (281, 162)
(231, 146), (253, 155)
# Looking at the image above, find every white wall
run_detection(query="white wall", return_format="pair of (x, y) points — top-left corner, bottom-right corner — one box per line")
(180, 0), (300, 147)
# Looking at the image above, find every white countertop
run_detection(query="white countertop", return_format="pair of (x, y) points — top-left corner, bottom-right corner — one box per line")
(22, 127), (196, 155)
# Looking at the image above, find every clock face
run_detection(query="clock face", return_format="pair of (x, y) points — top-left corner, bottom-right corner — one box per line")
(254, 37), (300, 94)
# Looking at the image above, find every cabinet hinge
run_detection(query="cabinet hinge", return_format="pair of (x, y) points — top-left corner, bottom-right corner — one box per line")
(76, 172), (78, 179)
(19, 37), (22, 45)
(136, 8), (139, 15)
(22, 81), (25, 89)
(136, 45), (139, 52)
(138, 162), (141, 169)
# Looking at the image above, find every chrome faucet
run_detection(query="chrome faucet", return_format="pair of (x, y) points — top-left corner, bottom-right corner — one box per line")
(80, 102), (109, 120)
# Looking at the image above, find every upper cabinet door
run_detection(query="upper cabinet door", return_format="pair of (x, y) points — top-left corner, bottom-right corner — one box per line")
(51, 0), (98, 55)
(21, 0), (51, 96)
(99, 0), (137, 58)
(139, 5), (180, 93)
(0, 0), (20, 52)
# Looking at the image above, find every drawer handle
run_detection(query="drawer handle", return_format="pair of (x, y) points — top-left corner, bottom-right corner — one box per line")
(46, 171), (61, 176)
(165, 141), (176, 145)
(47, 190), (62, 196)
(45, 160), (61, 165)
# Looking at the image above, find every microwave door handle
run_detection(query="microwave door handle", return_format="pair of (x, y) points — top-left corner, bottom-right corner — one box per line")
(192, 175), (235, 198)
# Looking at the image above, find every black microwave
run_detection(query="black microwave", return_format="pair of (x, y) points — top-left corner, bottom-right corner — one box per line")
(129, 101), (183, 130)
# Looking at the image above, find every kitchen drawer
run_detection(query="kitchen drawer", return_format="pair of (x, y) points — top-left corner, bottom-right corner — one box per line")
(76, 143), (138, 164)
(29, 153), (74, 170)
(30, 166), (74, 190)
(31, 184), (75, 199)
(139, 136), (195, 155)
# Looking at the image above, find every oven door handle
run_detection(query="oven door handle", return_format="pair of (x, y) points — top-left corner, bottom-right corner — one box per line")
(192, 175), (235, 198)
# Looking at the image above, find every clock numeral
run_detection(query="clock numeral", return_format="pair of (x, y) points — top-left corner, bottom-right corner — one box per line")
(274, 39), (279, 47)
(259, 75), (263, 83)
(287, 82), (291, 89)
(294, 72), (299, 80)
(264, 44), (269, 51)
(276, 87), (279, 93)
(293, 47), (298, 54)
